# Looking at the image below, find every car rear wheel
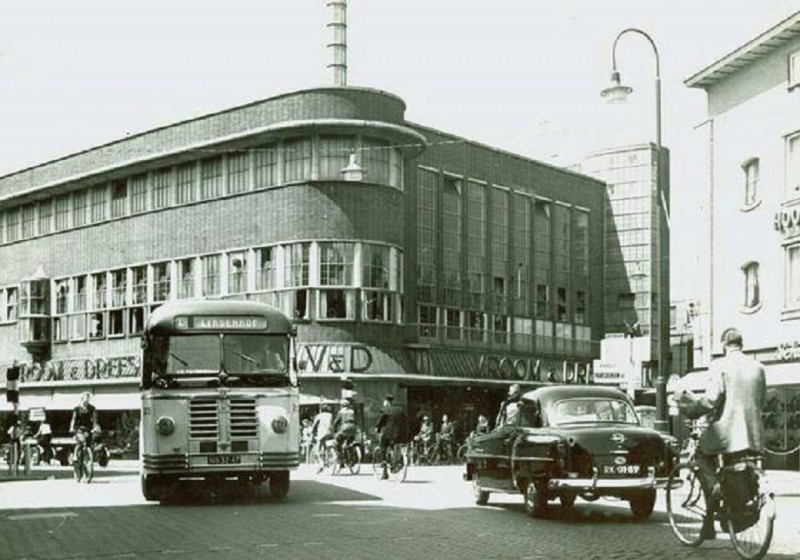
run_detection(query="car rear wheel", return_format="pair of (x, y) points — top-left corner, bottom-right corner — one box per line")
(629, 488), (657, 519)
(472, 475), (490, 505)
(524, 481), (548, 518)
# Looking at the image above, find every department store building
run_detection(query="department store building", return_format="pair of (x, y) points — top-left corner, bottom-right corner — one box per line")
(0, 86), (607, 450)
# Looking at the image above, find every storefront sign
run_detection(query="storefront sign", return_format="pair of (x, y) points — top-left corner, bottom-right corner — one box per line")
(774, 205), (800, 237)
(776, 341), (800, 361)
(298, 343), (374, 374)
(13, 356), (141, 383)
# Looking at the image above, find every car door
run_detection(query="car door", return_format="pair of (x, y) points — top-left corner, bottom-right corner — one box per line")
(469, 402), (519, 491)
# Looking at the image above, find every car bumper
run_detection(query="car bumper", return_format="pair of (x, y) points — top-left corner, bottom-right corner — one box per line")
(548, 467), (668, 491)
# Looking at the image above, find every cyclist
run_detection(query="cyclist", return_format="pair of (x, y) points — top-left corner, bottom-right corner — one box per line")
(437, 414), (456, 458)
(413, 415), (435, 459)
(677, 327), (766, 540)
(311, 404), (334, 473)
(333, 399), (357, 464)
(69, 392), (99, 462)
(375, 394), (407, 480)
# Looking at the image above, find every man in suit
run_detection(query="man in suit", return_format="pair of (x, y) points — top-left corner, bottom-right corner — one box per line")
(375, 394), (407, 479)
(683, 327), (766, 539)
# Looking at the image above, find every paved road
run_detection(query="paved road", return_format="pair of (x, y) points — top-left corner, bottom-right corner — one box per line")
(0, 465), (798, 559)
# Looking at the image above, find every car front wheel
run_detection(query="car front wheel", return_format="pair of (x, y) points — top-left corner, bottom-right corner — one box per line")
(524, 480), (548, 518)
(473, 475), (490, 505)
(629, 488), (656, 519)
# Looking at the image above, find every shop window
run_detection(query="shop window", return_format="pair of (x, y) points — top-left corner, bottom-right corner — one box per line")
(468, 311), (485, 342)
(283, 138), (312, 183)
(418, 304), (437, 338)
(227, 151), (250, 194)
(38, 199), (52, 235)
(536, 283), (550, 318)
(153, 262), (171, 302)
(362, 290), (393, 322)
(318, 289), (353, 320)
(178, 258), (195, 299)
(200, 157), (223, 200)
(176, 162), (197, 204)
(445, 308), (461, 340)
(320, 242), (354, 287)
(254, 144), (278, 189)
(109, 309), (125, 337)
(91, 185), (107, 223)
(742, 261), (760, 311)
(742, 158), (760, 208)
(89, 312), (106, 339)
(151, 168), (173, 209)
(111, 179), (128, 218)
(201, 255), (221, 296)
(493, 315), (508, 345)
(228, 252), (247, 294)
(72, 191), (87, 228)
(70, 314), (86, 341)
(128, 307), (145, 335)
(255, 246), (276, 291)
(21, 204), (35, 239)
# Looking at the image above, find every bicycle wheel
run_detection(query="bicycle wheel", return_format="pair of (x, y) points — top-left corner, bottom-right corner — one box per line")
(347, 445), (362, 475)
(389, 446), (408, 483)
(372, 448), (385, 479)
(726, 470), (775, 560)
(456, 444), (468, 465)
(72, 448), (84, 482)
(667, 462), (707, 547)
(82, 447), (94, 483)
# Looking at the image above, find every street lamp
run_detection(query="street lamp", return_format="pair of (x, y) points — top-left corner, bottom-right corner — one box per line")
(601, 28), (670, 433)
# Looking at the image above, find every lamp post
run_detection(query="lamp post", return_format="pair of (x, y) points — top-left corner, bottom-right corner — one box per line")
(600, 28), (670, 433)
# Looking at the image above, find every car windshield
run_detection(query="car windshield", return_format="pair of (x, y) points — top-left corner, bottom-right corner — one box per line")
(547, 397), (639, 426)
(159, 333), (288, 376)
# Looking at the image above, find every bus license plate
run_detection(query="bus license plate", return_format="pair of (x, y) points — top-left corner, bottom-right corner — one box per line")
(208, 455), (241, 465)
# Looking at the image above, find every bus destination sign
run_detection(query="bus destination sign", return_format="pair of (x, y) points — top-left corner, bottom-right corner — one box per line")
(175, 316), (268, 331)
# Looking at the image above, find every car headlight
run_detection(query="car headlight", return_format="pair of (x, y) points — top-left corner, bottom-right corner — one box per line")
(272, 416), (289, 434)
(156, 416), (176, 436)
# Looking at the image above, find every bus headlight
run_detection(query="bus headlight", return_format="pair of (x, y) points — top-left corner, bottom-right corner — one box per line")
(271, 416), (289, 434)
(156, 416), (176, 436)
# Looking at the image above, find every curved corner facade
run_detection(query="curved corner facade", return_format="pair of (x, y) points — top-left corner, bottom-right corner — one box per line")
(0, 86), (606, 449)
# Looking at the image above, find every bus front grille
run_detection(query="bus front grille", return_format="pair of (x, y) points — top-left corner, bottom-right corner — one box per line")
(190, 399), (218, 438)
(231, 398), (258, 438)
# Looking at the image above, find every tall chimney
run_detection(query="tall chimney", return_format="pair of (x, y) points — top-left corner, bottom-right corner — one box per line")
(327, 0), (347, 86)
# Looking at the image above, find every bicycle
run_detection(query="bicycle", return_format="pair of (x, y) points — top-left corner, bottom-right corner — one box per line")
(372, 440), (408, 482)
(71, 428), (95, 483)
(331, 438), (362, 475)
(666, 421), (776, 560)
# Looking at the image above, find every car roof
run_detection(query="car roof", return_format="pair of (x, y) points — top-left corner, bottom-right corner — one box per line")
(520, 385), (631, 403)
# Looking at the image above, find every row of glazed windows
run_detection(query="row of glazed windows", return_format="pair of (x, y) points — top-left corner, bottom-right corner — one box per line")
(417, 167), (590, 324)
(0, 135), (404, 246)
(740, 132), (800, 208)
(417, 304), (594, 355)
(739, 243), (800, 314)
(1, 241), (404, 339)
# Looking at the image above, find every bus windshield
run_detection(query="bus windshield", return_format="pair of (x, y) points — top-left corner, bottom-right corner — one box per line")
(155, 333), (289, 380)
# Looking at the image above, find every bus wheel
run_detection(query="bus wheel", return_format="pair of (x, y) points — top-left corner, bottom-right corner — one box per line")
(269, 471), (290, 499)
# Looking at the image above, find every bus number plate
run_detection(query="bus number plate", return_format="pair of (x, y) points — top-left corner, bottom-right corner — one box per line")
(208, 455), (241, 465)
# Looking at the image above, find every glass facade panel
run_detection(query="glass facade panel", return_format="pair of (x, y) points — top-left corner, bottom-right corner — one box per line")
(319, 136), (353, 180)
(254, 144), (278, 188)
(417, 168), (437, 303)
(227, 152), (250, 194)
(466, 181), (486, 308)
(284, 138), (312, 182)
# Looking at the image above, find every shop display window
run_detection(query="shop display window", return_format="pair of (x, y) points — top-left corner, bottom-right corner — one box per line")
(763, 387), (800, 469)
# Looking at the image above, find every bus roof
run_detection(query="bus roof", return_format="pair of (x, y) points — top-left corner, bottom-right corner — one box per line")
(145, 299), (293, 335)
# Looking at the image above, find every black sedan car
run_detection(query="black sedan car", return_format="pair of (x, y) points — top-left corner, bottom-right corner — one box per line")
(464, 385), (675, 519)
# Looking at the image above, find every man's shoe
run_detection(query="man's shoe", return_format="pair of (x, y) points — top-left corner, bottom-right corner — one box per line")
(700, 523), (716, 540)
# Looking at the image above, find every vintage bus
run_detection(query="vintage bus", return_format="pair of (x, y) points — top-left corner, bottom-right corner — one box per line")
(139, 299), (300, 501)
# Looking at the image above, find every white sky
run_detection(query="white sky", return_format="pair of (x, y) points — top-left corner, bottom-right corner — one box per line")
(1, 1), (798, 300)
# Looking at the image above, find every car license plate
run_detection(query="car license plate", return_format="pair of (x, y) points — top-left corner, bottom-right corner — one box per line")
(602, 464), (640, 475)
(208, 455), (241, 465)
